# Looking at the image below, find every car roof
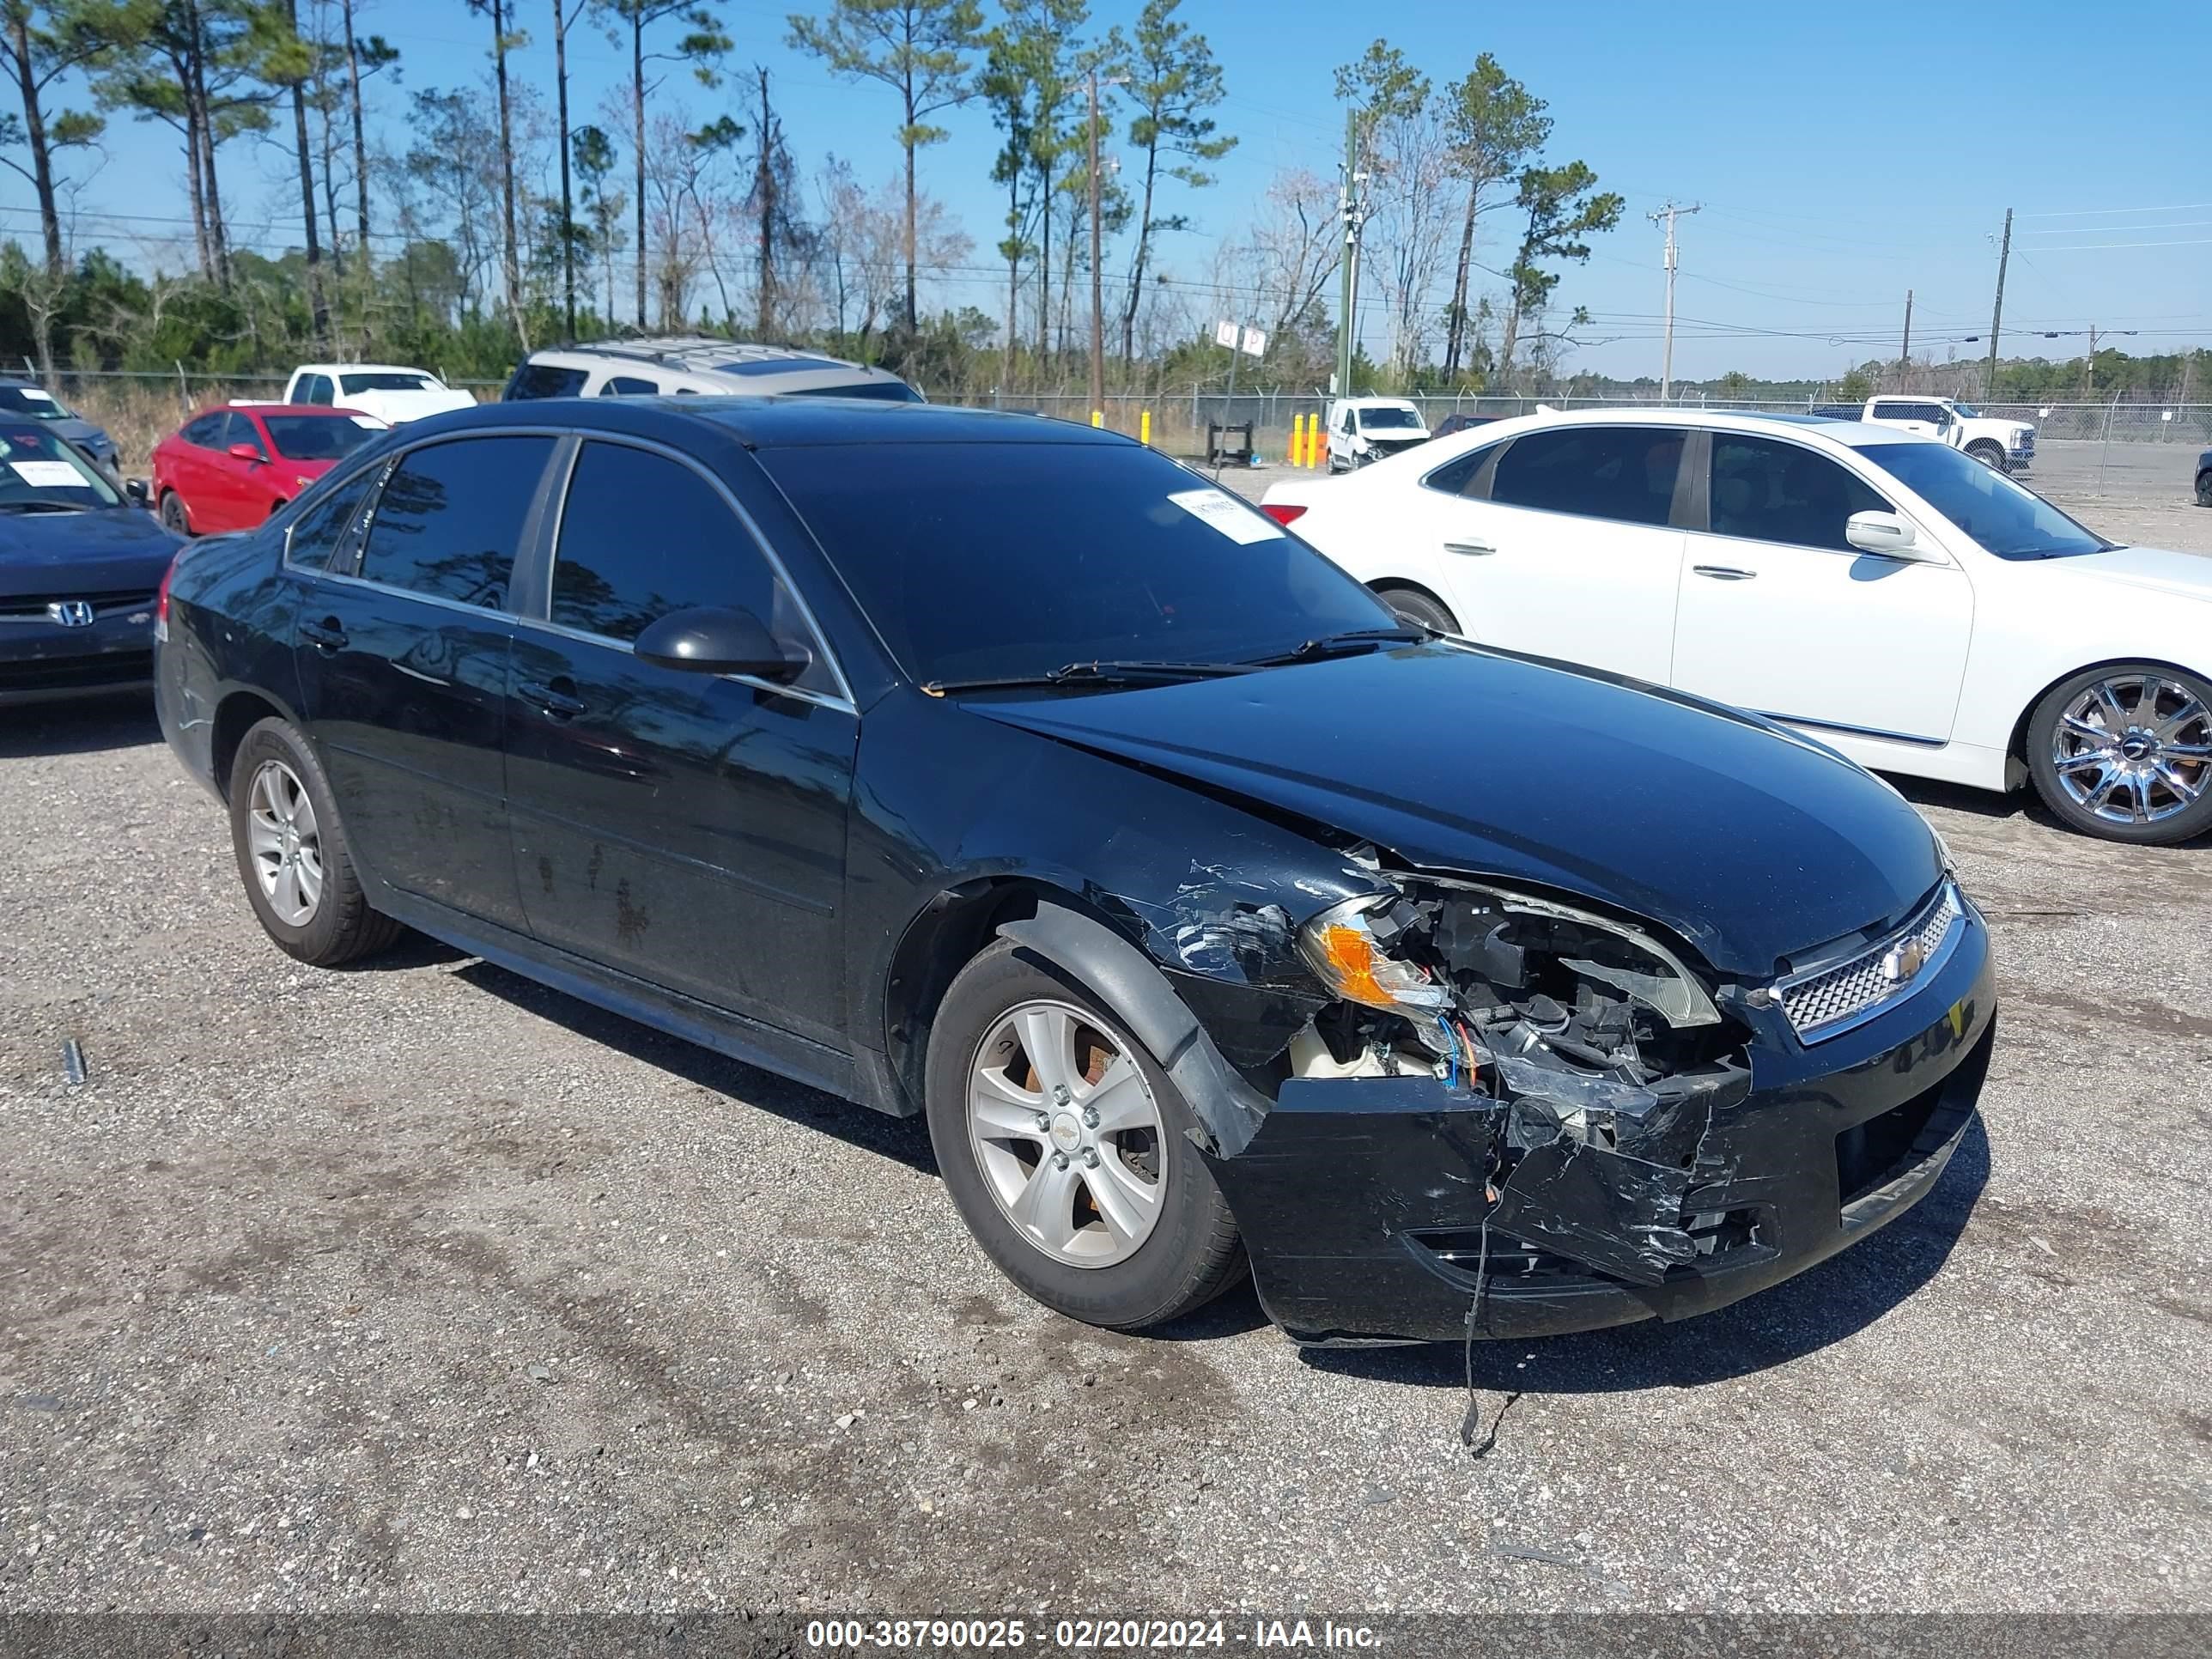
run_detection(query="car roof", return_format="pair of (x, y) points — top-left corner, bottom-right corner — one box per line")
(522, 337), (911, 392)
(413, 395), (1130, 450)
(299, 363), (433, 375)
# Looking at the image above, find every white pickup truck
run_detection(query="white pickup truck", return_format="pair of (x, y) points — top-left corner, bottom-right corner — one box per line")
(281, 363), (477, 425)
(1841, 396), (2034, 473)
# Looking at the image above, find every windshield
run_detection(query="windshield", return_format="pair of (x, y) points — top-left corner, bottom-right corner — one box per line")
(340, 372), (434, 393)
(1858, 441), (2110, 559)
(758, 441), (1398, 686)
(1357, 406), (1423, 430)
(0, 427), (120, 507)
(0, 385), (76, 421)
(263, 414), (384, 461)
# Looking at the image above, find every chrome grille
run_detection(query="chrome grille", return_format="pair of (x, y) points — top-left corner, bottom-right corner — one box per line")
(1779, 883), (1962, 1042)
(0, 591), (156, 621)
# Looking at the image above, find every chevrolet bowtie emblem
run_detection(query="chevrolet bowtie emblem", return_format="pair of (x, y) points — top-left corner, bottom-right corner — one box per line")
(1881, 938), (1929, 984)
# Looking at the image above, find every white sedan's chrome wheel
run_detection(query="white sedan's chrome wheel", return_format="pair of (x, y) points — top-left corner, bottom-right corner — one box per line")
(966, 999), (1167, 1268)
(246, 758), (325, 926)
(2051, 672), (2210, 825)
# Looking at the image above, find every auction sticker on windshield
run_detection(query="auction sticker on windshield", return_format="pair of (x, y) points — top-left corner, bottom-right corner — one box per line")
(9, 460), (82, 487)
(1168, 487), (1283, 544)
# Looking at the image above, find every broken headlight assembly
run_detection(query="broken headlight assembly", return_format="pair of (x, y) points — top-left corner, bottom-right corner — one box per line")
(1291, 878), (1741, 1093)
(1291, 876), (1759, 1285)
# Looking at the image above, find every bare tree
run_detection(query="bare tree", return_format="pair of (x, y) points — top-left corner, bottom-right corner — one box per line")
(1245, 168), (1341, 347)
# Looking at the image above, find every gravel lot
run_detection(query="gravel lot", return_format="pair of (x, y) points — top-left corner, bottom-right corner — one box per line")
(3, 447), (2209, 1622)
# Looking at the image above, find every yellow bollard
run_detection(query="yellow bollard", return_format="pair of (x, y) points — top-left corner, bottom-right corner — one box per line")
(1310, 412), (1324, 469)
(1091, 409), (1103, 428)
(1287, 413), (1302, 465)
(1140, 409), (1152, 447)
(1300, 413), (1315, 469)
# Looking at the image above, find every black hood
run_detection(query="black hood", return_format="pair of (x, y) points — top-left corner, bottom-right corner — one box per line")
(969, 643), (1944, 978)
(0, 506), (181, 600)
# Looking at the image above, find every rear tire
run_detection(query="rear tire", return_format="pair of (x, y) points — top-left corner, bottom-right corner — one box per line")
(228, 716), (404, 964)
(2025, 663), (2212, 844)
(158, 491), (191, 536)
(1371, 583), (1459, 635)
(922, 939), (1245, 1331)
(2195, 471), (2211, 507)
(1966, 440), (2007, 472)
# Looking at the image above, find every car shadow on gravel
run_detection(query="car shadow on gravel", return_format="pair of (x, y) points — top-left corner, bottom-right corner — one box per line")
(452, 959), (939, 1174)
(0, 695), (160, 757)
(1302, 1113), (1990, 1395)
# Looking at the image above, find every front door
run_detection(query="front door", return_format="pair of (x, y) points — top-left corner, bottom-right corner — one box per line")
(1670, 430), (1972, 744)
(293, 432), (560, 933)
(1420, 422), (1689, 685)
(503, 438), (854, 1046)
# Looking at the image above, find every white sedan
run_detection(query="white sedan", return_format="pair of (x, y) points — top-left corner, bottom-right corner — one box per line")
(1261, 408), (2212, 844)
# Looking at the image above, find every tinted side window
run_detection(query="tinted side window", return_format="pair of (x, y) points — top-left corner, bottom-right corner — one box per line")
(507, 362), (588, 399)
(599, 375), (659, 396)
(286, 471), (379, 569)
(1490, 426), (1684, 527)
(550, 441), (832, 692)
(297, 375), (332, 406)
(1869, 402), (1906, 420)
(1420, 444), (1500, 500)
(181, 414), (224, 447)
(222, 412), (264, 455)
(1709, 434), (1892, 552)
(356, 436), (553, 608)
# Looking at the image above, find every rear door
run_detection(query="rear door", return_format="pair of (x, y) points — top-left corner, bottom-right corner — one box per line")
(1418, 422), (1690, 684)
(165, 413), (226, 526)
(1670, 429), (1972, 743)
(292, 432), (561, 933)
(503, 437), (855, 1044)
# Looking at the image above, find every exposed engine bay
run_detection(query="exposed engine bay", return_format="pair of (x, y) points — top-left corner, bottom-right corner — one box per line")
(1284, 867), (1755, 1286)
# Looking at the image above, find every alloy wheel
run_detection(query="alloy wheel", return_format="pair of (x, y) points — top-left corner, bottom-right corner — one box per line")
(966, 999), (1167, 1268)
(246, 758), (325, 925)
(2050, 672), (2210, 825)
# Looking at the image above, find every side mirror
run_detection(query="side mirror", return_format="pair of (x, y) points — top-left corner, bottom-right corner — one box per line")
(125, 477), (148, 506)
(228, 442), (264, 463)
(633, 605), (810, 682)
(1845, 510), (1930, 560)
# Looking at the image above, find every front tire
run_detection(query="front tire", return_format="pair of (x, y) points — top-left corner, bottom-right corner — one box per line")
(2026, 664), (2212, 844)
(1966, 440), (2007, 471)
(923, 940), (1244, 1331)
(2195, 471), (2211, 507)
(228, 716), (404, 963)
(1371, 583), (1460, 635)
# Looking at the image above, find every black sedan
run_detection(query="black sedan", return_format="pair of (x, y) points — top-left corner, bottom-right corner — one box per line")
(155, 398), (1994, 1346)
(0, 424), (181, 704)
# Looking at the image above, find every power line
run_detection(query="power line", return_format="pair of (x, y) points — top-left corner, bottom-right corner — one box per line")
(2020, 202), (2212, 217)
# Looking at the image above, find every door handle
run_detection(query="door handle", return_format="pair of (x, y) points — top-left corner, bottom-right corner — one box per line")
(516, 678), (587, 720)
(1692, 564), (1758, 581)
(299, 616), (348, 650)
(1443, 539), (1496, 556)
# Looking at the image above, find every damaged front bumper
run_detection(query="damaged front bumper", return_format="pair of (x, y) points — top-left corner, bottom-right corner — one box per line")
(1205, 902), (1995, 1346)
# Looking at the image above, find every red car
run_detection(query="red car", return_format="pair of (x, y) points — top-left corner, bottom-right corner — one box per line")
(150, 403), (389, 536)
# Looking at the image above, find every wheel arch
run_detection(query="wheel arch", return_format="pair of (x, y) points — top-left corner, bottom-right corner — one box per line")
(210, 689), (291, 802)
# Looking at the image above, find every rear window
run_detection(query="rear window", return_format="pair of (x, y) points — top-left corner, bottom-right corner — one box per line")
(356, 435), (554, 607)
(263, 414), (383, 461)
(507, 362), (587, 400)
(758, 441), (1393, 686)
(787, 380), (923, 403)
(1491, 425), (1684, 527)
(343, 372), (434, 394)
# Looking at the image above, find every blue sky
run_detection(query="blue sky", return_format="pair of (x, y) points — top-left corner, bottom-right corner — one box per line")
(12, 0), (2209, 380)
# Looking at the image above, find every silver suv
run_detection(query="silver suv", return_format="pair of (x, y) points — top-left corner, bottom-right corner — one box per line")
(501, 337), (921, 403)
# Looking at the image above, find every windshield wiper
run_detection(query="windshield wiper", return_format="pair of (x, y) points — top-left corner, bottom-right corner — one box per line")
(0, 500), (88, 514)
(922, 658), (1259, 696)
(1237, 624), (1431, 666)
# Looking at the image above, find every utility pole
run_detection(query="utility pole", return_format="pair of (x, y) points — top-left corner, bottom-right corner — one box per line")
(1899, 289), (1913, 386)
(2086, 324), (2097, 393)
(1334, 107), (1366, 398)
(1984, 208), (2012, 402)
(1649, 201), (1699, 403)
(1087, 68), (1105, 421)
